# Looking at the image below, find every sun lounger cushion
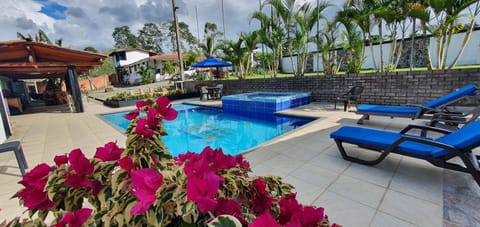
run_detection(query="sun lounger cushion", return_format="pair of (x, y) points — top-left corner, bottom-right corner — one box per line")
(357, 105), (419, 115)
(434, 120), (480, 156)
(330, 126), (445, 157)
(424, 84), (478, 109)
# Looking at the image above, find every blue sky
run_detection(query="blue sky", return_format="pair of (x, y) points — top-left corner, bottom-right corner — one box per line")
(0, 0), (344, 52)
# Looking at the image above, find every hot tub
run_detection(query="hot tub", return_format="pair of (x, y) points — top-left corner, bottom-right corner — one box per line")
(222, 92), (311, 121)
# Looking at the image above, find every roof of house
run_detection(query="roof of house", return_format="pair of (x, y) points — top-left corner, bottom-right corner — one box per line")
(150, 53), (184, 61)
(108, 48), (157, 56)
(0, 40), (107, 79)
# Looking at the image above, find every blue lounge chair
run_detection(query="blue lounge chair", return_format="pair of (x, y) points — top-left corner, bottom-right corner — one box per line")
(330, 120), (480, 186)
(356, 84), (478, 124)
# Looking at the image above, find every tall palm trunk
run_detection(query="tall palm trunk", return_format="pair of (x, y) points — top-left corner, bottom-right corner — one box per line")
(378, 23), (384, 72)
(409, 19), (416, 71)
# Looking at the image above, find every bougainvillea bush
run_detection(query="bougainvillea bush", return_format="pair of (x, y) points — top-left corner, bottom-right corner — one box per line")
(10, 97), (340, 226)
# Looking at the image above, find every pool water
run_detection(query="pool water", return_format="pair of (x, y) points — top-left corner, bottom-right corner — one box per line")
(101, 104), (313, 157)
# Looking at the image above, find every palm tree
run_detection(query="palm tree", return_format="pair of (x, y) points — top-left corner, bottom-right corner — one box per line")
(251, 7), (285, 78)
(198, 36), (219, 57)
(220, 39), (247, 78)
(239, 31), (259, 77)
(17, 29), (62, 46)
(291, 1), (330, 76)
(315, 20), (341, 75)
(426, 0), (479, 69)
(336, 10), (364, 73)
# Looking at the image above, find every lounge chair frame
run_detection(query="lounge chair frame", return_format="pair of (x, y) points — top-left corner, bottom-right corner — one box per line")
(333, 125), (480, 186)
(356, 84), (478, 124)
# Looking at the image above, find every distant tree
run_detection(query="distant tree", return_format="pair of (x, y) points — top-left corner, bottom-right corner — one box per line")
(138, 23), (163, 54)
(112, 26), (139, 49)
(138, 65), (154, 84)
(87, 57), (115, 77)
(162, 21), (197, 53)
(83, 46), (98, 52)
(184, 51), (199, 67)
(204, 22), (223, 41)
(198, 22), (223, 57)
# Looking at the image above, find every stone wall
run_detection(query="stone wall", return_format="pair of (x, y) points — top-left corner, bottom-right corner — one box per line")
(185, 68), (480, 105)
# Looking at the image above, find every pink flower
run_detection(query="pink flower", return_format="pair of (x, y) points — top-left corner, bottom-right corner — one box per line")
(287, 206), (325, 227)
(124, 109), (139, 121)
(54, 155), (68, 167)
(130, 168), (164, 216)
(155, 96), (178, 120)
(214, 198), (244, 223)
(65, 149), (94, 189)
(135, 108), (160, 137)
(278, 193), (301, 224)
(94, 142), (123, 162)
(17, 163), (54, 210)
(119, 156), (135, 172)
(249, 212), (278, 227)
(136, 100), (149, 109)
(186, 172), (222, 212)
(53, 208), (92, 227)
(251, 179), (274, 214)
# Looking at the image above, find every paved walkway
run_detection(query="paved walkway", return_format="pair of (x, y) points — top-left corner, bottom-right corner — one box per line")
(0, 99), (478, 226)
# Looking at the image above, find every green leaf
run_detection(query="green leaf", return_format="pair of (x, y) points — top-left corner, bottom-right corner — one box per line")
(207, 215), (242, 227)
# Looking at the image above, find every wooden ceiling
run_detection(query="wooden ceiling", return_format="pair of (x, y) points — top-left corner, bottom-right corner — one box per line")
(0, 40), (107, 79)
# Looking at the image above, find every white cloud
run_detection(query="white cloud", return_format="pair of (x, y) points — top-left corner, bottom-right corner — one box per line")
(0, 0), (344, 52)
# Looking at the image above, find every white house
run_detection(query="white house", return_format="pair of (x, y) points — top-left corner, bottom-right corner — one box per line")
(109, 48), (157, 85)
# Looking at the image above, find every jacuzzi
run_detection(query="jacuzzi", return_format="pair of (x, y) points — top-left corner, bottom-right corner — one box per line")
(222, 92), (311, 121)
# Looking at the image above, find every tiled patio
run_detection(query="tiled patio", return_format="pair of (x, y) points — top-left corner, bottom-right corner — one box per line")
(0, 99), (478, 226)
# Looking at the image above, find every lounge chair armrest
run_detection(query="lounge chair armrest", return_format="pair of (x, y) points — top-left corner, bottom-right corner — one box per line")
(400, 124), (452, 135)
(388, 135), (458, 154)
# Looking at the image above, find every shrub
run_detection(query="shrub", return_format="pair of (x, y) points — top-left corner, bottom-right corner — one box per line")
(10, 97), (340, 226)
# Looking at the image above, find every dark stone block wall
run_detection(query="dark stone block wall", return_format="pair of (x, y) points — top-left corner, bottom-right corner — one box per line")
(185, 68), (480, 106)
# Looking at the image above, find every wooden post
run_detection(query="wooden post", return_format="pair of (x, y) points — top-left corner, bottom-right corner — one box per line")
(67, 65), (84, 113)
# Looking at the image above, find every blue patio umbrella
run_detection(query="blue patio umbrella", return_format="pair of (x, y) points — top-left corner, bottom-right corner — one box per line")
(192, 57), (232, 68)
(192, 57), (232, 78)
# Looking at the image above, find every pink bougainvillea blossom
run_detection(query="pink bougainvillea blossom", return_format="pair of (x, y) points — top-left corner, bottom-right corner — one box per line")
(94, 142), (123, 162)
(249, 212), (278, 227)
(278, 193), (301, 224)
(124, 109), (139, 121)
(17, 163), (53, 210)
(136, 100), (149, 109)
(214, 198), (244, 223)
(65, 149), (95, 189)
(54, 154), (68, 167)
(186, 172), (222, 212)
(251, 179), (274, 214)
(53, 208), (92, 227)
(119, 156), (135, 172)
(155, 96), (178, 120)
(130, 168), (164, 216)
(135, 108), (160, 137)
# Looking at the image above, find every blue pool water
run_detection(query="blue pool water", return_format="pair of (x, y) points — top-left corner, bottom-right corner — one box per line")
(101, 104), (313, 157)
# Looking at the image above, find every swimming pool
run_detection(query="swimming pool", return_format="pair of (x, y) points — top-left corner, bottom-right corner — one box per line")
(101, 104), (313, 157)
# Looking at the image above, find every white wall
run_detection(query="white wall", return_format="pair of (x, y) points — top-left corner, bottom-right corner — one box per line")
(119, 51), (150, 66)
(281, 29), (480, 73)
(430, 30), (480, 67)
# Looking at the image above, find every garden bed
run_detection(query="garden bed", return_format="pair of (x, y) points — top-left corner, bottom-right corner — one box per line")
(104, 91), (199, 108)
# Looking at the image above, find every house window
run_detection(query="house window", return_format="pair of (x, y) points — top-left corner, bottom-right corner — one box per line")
(116, 52), (126, 60)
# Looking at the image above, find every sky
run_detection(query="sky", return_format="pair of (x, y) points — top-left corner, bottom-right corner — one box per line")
(0, 0), (344, 53)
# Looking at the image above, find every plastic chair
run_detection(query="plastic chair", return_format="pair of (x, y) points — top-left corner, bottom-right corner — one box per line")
(0, 141), (28, 176)
(334, 86), (364, 111)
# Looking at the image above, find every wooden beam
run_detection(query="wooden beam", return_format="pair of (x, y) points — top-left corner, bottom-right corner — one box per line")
(0, 62), (103, 68)
(26, 45), (37, 64)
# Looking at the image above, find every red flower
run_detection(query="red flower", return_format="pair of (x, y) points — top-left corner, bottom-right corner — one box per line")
(214, 198), (244, 223)
(130, 168), (164, 216)
(65, 149), (94, 189)
(54, 155), (68, 167)
(17, 163), (53, 210)
(251, 179), (274, 214)
(53, 208), (92, 227)
(119, 156), (135, 172)
(249, 212), (278, 227)
(135, 108), (160, 137)
(155, 96), (178, 120)
(94, 142), (123, 162)
(287, 206), (325, 227)
(278, 193), (301, 224)
(136, 100), (149, 109)
(124, 109), (139, 121)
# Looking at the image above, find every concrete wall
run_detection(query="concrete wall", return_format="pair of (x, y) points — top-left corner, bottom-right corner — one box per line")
(282, 29), (480, 73)
(185, 68), (480, 105)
